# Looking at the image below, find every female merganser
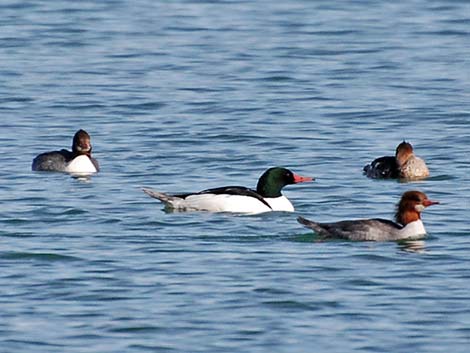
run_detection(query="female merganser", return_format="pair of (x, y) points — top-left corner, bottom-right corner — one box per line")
(143, 167), (313, 214)
(298, 190), (438, 241)
(363, 141), (429, 180)
(32, 129), (99, 173)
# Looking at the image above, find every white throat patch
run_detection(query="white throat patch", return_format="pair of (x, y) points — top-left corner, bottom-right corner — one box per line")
(415, 204), (425, 212)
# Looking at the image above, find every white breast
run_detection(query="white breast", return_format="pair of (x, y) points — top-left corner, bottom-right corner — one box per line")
(401, 156), (429, 179)
(65, 155), (98, 174)
(264, 196), (295, 212)
(398, 220), (427, 240)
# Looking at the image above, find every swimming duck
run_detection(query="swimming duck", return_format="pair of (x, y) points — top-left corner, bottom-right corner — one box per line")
(298, 190), (438, 241)
(363, 141), (429, 180)
(143, 167), (313, 214)
(32, 129), (99, 173)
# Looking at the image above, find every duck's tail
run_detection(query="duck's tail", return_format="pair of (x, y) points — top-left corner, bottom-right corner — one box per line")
(142, 187), (177, 206)
(297, 216), (325, 234)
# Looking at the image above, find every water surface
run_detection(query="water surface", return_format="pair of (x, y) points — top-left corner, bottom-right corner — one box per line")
(1, 0), (470, 352)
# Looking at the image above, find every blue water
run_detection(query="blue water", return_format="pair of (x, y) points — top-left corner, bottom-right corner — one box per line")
(1, 0), (470, 352)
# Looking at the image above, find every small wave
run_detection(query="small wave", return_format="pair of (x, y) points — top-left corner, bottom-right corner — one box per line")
(109, 326), (163, 333)
(0, 251), (82, 262)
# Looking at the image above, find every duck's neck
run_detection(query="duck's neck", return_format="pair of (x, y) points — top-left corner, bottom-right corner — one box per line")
(256, 184), (283, 198)
(396, 209), (421, 226)
(72, 150), (91, 159)
(256, 177), (284, 198)
(396, 150), (413, 167)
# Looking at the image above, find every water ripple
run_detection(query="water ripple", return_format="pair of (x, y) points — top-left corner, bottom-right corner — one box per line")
(0, 252), (82, 262)
(2, 0), (470, 352)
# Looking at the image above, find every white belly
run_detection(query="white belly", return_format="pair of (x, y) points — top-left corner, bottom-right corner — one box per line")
(65, 155), (98, 174)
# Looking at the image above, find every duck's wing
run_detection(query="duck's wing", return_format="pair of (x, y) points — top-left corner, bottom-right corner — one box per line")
(178, 186), (272, 210)
(363, 156), (399, 178)
(32, 149), (72, 171)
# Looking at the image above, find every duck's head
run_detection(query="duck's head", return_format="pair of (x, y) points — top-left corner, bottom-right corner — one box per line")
(395, 190), (439, 226)
(395, 141), (414, 166)
(72, 129), (93, 155)
(256, 167), (313, 198)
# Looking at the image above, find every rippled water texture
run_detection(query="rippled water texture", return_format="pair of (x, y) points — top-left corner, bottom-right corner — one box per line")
(1, 1), (470, 352)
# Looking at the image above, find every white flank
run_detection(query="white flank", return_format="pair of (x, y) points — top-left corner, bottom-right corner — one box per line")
(65, 155), (98, 174)
(167, 194), (296, 214)
(172, 194), (271, 214)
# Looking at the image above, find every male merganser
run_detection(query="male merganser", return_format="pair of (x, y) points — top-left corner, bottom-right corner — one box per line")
(363, 141), (429, 180)
(143, 167), (313, 214)
(297, 190), (438, 241)
(32, 129), (99, 173)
